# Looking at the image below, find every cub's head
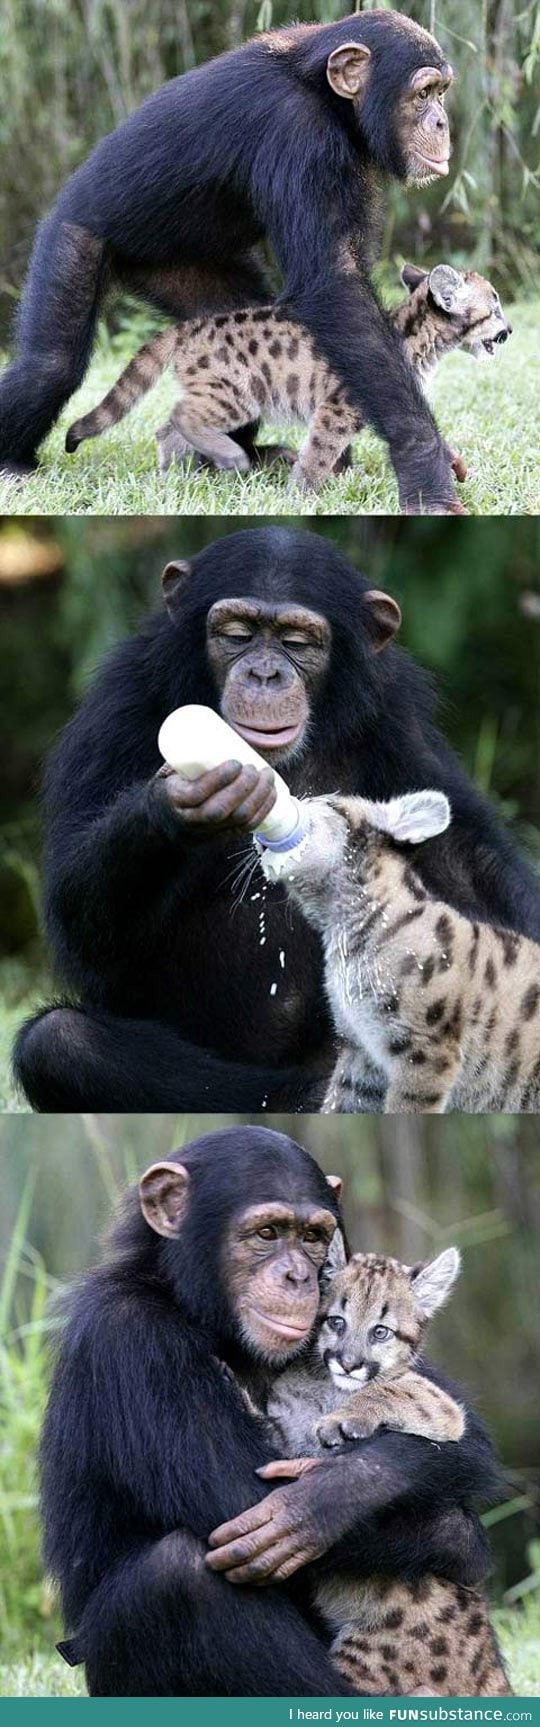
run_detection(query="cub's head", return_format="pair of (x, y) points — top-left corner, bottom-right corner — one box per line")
(401, 262), (512, 356)
(257, 791), (451, 927)
(318, 1247), (461, 1387)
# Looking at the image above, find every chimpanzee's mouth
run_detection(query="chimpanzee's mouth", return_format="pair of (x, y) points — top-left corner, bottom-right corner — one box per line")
(234, 721), (303, 751)
(417, 151), (450, 176)
(252, 1308), (311, 1341)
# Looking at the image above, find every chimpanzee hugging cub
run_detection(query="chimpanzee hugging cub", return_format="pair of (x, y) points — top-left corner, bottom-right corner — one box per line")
(42, 1127), (503, 1696)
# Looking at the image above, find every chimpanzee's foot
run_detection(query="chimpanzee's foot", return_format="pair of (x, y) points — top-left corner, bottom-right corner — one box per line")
(0, 460), (37, 481)
(251, 442), (296, 468)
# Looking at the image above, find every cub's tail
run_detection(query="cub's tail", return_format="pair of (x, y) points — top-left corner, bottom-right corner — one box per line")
(65, 326), (177, 451)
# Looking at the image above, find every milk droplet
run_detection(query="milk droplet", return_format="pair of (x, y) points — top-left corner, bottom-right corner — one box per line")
(270, 982), (277, 996)
(279, 950), (286, 969)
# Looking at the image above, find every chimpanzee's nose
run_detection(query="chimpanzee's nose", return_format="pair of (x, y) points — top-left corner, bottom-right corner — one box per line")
(248, 663), (281, 684)
(285, 1259), (310, 1286)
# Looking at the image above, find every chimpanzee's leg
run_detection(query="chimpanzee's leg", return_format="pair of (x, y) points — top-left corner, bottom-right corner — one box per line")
(0, 217), (107, 473)
(13, 1006), (311, 1112)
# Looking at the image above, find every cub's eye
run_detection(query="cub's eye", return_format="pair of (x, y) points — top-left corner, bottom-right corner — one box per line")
(257, 1225), (278, 1240)
(282, 632), (311, 648)
(220, 623), (254, 641)
(370, 1324), (391, 1342)
(326, 1315), (346, 1335)
(303, 1226), (323, 1242)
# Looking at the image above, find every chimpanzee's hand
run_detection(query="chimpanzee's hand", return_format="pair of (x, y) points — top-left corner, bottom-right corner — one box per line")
(206, 1459), (351, 1585)
(447, 445), (468, 484)
(155, 760), (277, 838)
(398, 441), (468, 516)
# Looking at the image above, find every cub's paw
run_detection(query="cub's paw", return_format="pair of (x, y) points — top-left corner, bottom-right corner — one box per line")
(337, 1415), (373, 1441)
(316, 1415), (347, 1449)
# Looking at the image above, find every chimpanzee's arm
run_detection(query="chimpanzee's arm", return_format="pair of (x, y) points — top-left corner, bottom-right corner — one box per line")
(256, 112), (458, 514)
(207, 1386), (500, 1587)
(43, 776), (212, 982)
(316, 1401), (499, 1579)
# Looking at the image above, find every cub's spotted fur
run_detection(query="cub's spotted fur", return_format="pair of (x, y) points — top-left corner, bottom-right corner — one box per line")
(66, 264), (511, 489)
(267, 1247), (511, 1697)
(258, 791), (540, 1114)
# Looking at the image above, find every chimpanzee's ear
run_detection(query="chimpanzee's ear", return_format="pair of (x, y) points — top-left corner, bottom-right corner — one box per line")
(139, 1160), (190, 1236)
(326, 42), (371, 102)
(401, 263), (429, 294)
(161, 560), (192, 617)
(410, 1247), (461, 1316)
(363, 589), (402, 653)
(326, 1173), (343, 1202)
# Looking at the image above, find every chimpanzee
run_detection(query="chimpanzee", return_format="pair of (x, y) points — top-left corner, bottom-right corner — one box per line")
(0, 11), (462, 510)
(14, 528), (540, 1114)
(42, 1126), (499, 1697)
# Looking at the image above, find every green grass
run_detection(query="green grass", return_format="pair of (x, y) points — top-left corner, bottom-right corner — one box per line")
(0, 1610), (538, 1697)
(0, 962), (49, 1112)
(0, 1655), (86, 1697)
(1, 301), (539, 516)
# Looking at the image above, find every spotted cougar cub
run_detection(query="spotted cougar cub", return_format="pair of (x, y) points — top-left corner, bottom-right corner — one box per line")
(257, 792), (540, 1113)
(65, 264), (511, 489)
(265, 1246), (511, 1696)
(268, 1247), (465, 1456)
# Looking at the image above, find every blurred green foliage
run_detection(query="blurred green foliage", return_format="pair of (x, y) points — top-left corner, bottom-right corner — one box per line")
(1, 0), (539, 346)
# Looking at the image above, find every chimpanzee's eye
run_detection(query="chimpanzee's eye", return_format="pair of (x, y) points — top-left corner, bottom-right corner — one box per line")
(221, 622), (254, 640)
(303, 1225), (323, 1242)
(370, 1324), (391, 1342)
(282, 632), (311, 648)
(326, 1314), (346, 1334)
(257, 1225), (278, 1240)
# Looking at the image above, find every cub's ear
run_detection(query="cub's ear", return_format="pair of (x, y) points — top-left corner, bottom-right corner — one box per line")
(362, 589), (402, 653)
(161, 560), (192, 617)
(139, 1160), (190, 1237)
(327, 42), (371, 102)
(428, 265), (466, 315)
(401, 263), (429, 294)
(410, 1247), (461, 1317)
(363, 790), (451, 846)
(320, 1225), (347, 1291)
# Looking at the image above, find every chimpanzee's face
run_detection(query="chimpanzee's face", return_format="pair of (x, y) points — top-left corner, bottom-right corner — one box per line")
(206, 599), (332, 766)
(397, 66), (453, 184)
(224, 1201), (338, 1363)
